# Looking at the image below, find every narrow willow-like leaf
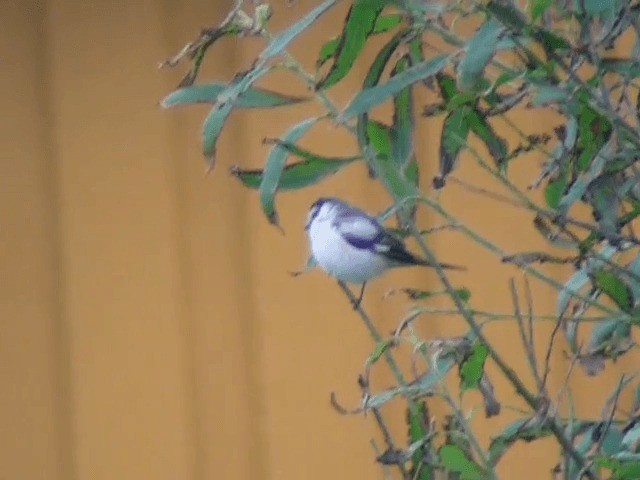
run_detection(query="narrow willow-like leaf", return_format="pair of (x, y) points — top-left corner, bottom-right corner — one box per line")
(340, 54), (449, 122)
(259, 118), (318, 226)
(459, 342), (488, 391)
(316, 38), (340, 69)
(468, 110), (508, 169)
(368, 339), (395, 365)
(625, 253), (640, 305)
(584, 0), (617, 17)
(391, 55), (414, 170)
(544, 175), (567, 209)
(231, 146), (358, 190)
(315, 13), (403, 69)
(488, 419), (553, 465)
(600, 59), (640, 79)
(557, 245), (617, 317)
(161, 83), (307, 109)
(486, 0), (528, 31)
(260, 0), (338, 60)
(587, 174), (620, 237)
(530, 0), (552, 21)
(407, 402), (432, 480)
(317, 0), (387, 89)
(532, 85), (569, 106)
(438, 444), (487, 480)
(435, 107), (471, 188)
(201, 64), (271, 167)
(366, 356), (455, 409)
(487, 0), (570, 51)
(593, 270), (633, 312)
(457, 19), (502, 91)
(622, 424), (640, 450)
(367, 120), (392, 159)
(202, 103), (234, 169)
(355, 29), (408, 175)
(558, 140), (612, 213)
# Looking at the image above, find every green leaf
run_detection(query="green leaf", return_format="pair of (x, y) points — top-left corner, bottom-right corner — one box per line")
(594, 270), (633, 311)
(364, 30), (409, 88)
(437, 73), (458, 102)
(625, 253), (640, 306)
(530, 0), (552, 21)
(397, 287), (471, 301)
(435, 107), (471, 188)
(315, 13), (402, 69)
(588, 319), (631, 359)
(161, 83), (307, 109)
(558, 141), (613, 213)
(466, 110), (508, 170)
(316, 37), (341, 68)
(368, 338), (395, 365)
(340, 54), (450, 122)
(622, 424), (640, 450)
(487, 0), (570, 51)
(407, 402), (432, 480)
(373, 13), (403, 33)
(488, 419), (553, 464)
(259, 118), (318, 226)
(367, 120), (392, 159)
(459, 342), (488, 391)
(354, 31), (419, 210)
(202, 103), (233, 169)
(201, 64), (271, 167)
(391, 55), (415, 170)
(486, 1), (528, 31)
(587, 174), (620, 238)
(556, 244), (617, 316)
(567, 425), (598, 479)
(456, 287), (472, 302)
(584, 0), (616, 17)
(260, 0), (338, 60)
(600, 59), (640, 79)
(390, 54), (418, 223)
(316, 0), (386, 90)
(232, 143), (358, 191)
(544, 176), (567, 209)
(439, 444), (487, 480)
(601, 427), (624, 456)
(596, 457), (640, 479)
(532, 85), (568, 106)
(366, 356), (456, 409)
(457, 19), (502, 91)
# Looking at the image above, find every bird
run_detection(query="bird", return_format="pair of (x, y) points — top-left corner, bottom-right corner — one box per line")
(304, 197), (465, 307)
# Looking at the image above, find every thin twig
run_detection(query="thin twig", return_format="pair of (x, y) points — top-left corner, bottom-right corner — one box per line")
(541, 316), (563, 392)
(583, 376), (626, 475)
(523, 275), (538, 380)
(510, 279), (544, 393)
(408, 224), (598, 480)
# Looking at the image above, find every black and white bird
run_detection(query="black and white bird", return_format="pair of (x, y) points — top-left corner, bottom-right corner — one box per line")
(305, 197), (465, 305)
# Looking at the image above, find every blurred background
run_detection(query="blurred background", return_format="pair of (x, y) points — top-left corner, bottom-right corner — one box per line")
(2, 1), (638, 479)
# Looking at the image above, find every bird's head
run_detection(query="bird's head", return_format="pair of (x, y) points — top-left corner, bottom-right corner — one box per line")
(305, 197), (343, 230)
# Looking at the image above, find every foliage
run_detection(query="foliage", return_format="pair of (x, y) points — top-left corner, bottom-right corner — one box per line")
(161, 0), (640, 478)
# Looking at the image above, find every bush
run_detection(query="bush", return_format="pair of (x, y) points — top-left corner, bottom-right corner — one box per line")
(161, 1), (640, 478)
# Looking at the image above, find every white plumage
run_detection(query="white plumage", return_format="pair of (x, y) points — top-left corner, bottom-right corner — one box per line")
(307, 201), (389, 283)
(305, 198), (465, 291)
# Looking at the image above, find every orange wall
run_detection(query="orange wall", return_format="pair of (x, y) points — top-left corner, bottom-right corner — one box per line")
(2, 1), (637, 479)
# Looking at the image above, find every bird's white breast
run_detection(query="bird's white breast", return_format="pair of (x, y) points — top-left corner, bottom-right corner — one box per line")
(308, 218), (388, 284)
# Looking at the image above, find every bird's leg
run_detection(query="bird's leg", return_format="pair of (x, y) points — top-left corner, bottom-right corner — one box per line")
(353, 282), (367, 310)
(337, 281), (367, 309)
